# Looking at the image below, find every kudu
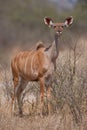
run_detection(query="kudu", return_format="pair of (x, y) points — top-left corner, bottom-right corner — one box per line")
(11, 16), (73, 116)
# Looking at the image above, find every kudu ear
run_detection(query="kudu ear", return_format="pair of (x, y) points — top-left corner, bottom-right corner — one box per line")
(44, 17), (53, 27)
(64, 16), (73, 27)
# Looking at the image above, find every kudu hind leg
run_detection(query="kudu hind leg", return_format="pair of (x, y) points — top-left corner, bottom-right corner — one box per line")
(11, 77), (19, 115)
(16, 80), (28, 116)
(16, 87), (23, 115)
(12, 81), (23, 115)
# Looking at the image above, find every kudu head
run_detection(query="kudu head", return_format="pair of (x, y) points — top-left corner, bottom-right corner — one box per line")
(44, 16), (73, 35)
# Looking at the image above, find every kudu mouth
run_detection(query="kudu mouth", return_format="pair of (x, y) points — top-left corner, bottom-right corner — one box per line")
(56, 31), (62, 35)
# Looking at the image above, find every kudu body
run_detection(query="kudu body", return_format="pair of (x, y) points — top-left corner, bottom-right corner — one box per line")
(11, 16), (73, 116)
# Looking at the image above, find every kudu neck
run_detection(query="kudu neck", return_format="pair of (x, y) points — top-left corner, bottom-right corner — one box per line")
(53, 33), (59, 59)
(45, 33), (59, 61)
(48, 33), (59, 61)
(55, 33), (59, 52)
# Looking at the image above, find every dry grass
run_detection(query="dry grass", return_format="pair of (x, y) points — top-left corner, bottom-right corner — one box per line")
(0, 102), (87, 130)
(0, 37), (87, 130)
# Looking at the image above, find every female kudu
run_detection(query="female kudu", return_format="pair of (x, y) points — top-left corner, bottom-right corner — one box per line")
(11, 16), (73, 116)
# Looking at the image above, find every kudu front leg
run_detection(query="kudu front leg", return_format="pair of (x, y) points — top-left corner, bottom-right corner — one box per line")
(45, 76), (52, 115)
(46, 86), (51, 115)
(39, 77), (44, 116)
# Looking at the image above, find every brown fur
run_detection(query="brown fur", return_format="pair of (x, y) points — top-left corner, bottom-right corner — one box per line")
(11, 47), (51, 115)
(11, 48), (49, 81)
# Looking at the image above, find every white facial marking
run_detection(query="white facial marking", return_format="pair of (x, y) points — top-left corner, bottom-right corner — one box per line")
(49, 21), (53, 27)
(64, 21), (68, 27)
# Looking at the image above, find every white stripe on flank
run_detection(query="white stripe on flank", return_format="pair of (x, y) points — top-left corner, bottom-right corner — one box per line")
(24, 52), (38, 77)
(24, 51), (33, 74)
(24, 57), (29, 74)
(31, 53), (36, 75)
